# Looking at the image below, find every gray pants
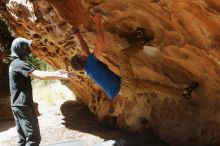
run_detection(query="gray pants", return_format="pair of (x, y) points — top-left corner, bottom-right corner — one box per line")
(12, 106), (41, 146)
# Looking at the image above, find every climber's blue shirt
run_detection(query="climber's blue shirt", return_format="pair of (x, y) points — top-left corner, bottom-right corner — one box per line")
(85, 54), (121, 100)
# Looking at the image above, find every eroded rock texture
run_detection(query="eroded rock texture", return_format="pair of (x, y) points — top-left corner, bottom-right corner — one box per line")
(0, 0), (220, 145)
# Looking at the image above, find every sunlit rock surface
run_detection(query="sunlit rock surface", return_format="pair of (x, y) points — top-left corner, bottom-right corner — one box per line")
(0, 0), (220, 145)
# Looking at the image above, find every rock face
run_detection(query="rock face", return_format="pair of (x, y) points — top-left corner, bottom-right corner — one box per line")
(0, 0), (220, 145)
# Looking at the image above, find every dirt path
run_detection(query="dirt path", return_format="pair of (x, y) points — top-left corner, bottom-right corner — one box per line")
(0, 82), (167, 146)
(0, 98), (127, 146)
(0, 82), (127, 146)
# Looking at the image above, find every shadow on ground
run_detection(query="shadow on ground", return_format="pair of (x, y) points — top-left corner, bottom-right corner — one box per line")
(60, 100), (169, 146)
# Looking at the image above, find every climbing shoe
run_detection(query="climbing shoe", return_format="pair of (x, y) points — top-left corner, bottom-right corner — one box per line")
(136, 27), (146, 41)
(182, 81), (199, 99)
(127, 27), (151, 45)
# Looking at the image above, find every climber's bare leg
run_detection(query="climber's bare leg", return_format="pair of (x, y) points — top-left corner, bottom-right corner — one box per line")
(119, 48), (137, 98)
(119, 27), (155, 97)
(134, 78), (184, 97)
(118, 27), (189, 98)
(119, 46), (198, 98)
(118, 38), (184, 98)
(118, 39), (145, 97)
(131, 77), (198, 99)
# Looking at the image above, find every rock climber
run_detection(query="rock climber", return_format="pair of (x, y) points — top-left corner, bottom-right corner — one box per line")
(70, 13), (198, 100)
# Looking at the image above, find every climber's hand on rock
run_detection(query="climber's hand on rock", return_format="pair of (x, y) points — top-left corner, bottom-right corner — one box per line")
(91, 13), (102, 25)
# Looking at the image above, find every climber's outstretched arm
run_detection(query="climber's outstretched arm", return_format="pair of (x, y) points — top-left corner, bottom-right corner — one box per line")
(75, 30), (91, 57)
(93, 13), (105, 58)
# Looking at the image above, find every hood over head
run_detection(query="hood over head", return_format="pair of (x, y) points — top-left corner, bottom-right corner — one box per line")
(11, 37), (32, 59)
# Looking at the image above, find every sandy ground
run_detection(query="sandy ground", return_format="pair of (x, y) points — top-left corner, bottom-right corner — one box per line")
(0, 82), (127, 146)
(0, 99), (128, 146)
